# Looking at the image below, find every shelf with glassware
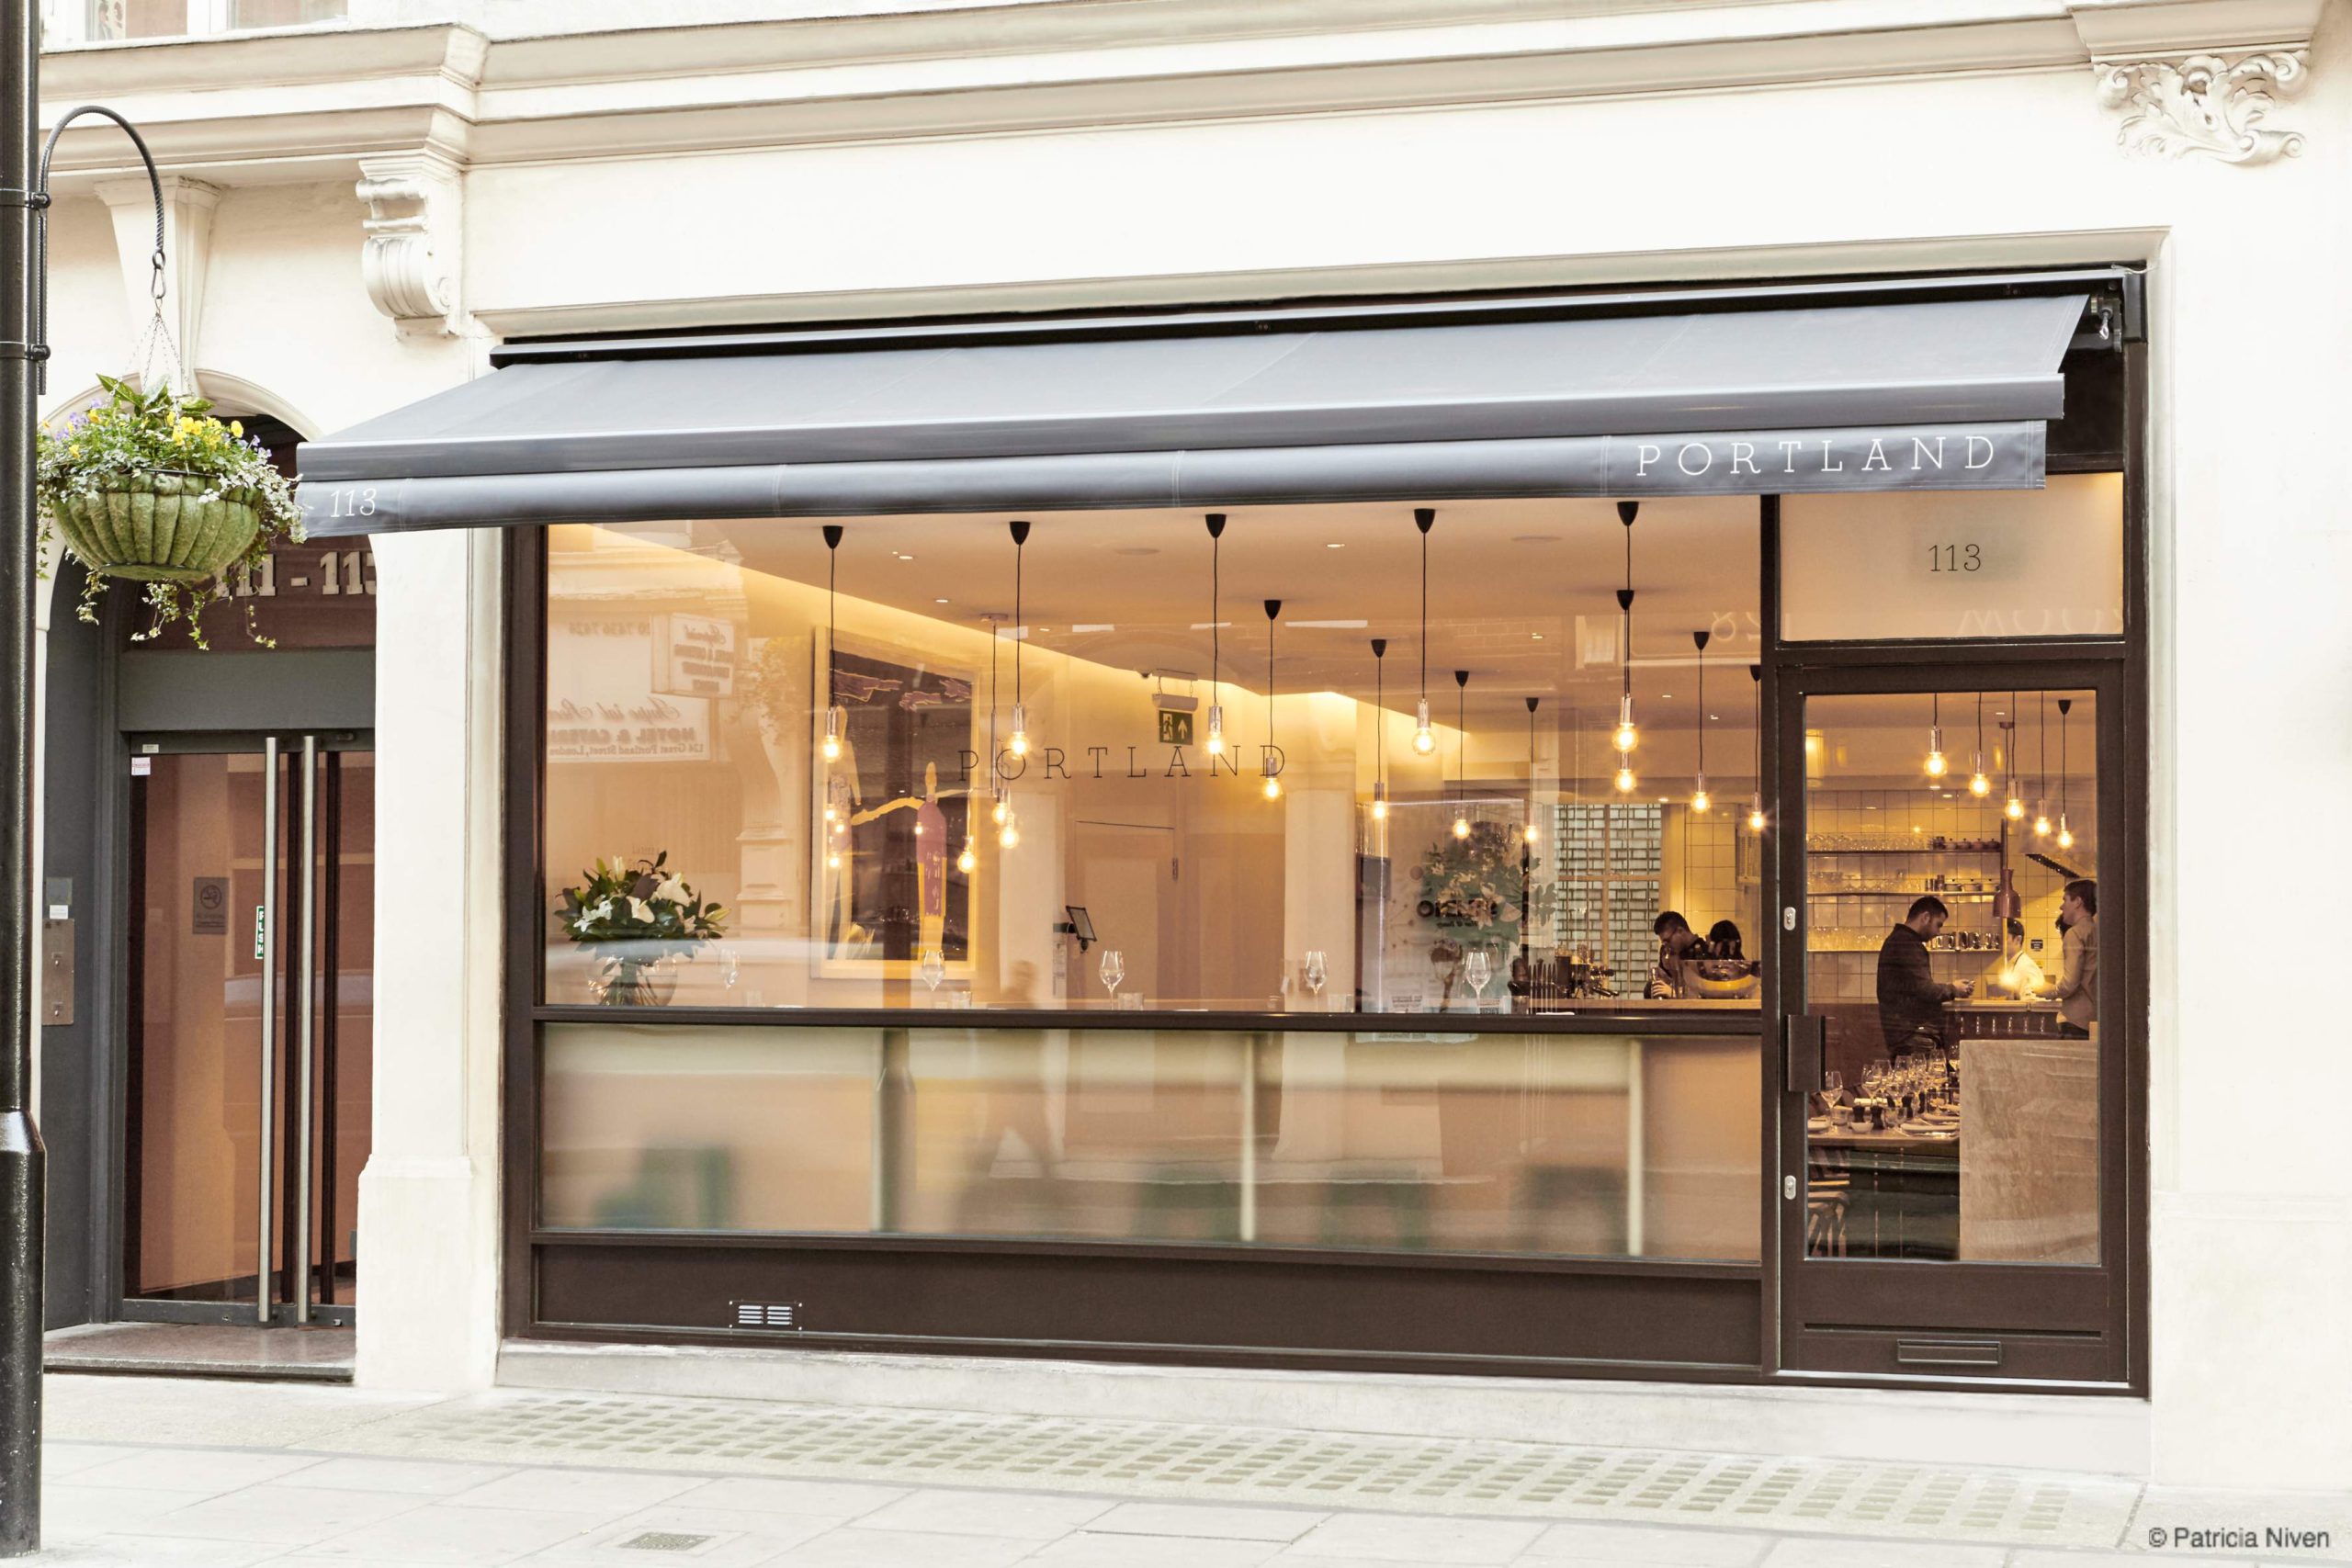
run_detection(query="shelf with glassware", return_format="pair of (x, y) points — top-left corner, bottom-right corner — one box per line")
(1804, 828), (2017, 960)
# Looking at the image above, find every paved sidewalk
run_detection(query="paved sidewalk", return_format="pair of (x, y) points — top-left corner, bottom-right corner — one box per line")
(23, 1373), (2351, 1566)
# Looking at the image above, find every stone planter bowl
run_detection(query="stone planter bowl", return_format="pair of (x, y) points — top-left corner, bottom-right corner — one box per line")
(46, 470), (262, 585)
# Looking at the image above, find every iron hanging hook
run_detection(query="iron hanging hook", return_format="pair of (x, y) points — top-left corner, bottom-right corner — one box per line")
(29, 105), (168, 397)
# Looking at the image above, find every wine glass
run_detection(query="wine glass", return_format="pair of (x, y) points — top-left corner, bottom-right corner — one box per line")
(1099, 948), (1125, 1003)
(1304, 950), (1328, 1008)
(918, 947), (944, 997)
(1820, 1068), (1844, 1122)
(1464, 948), (1493, 1009)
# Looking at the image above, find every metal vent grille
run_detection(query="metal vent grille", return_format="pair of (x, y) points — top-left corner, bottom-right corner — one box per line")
(730, 1301), (799, 1330)
(619, 1530), (716, 1552)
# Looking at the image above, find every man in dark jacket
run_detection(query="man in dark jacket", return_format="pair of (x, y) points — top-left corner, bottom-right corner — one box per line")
(1876, 896), (1973, 1053)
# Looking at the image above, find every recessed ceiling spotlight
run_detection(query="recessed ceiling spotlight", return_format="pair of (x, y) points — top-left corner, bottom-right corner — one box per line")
(934, 597), (950, 604)
(1326, 542), (1345, 549)
(1531, 633), (1544, 641)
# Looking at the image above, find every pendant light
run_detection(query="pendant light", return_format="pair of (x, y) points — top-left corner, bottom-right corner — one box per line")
(1689, 629), (1712, 813)
(1204, 513), (1227, 758)
(1261, 600), (1283, 800)
(2055, 696), (2075, 849)
(1925, 692), (1948, 779)
(1523, 696), (1543, 845)
(820, 525), (845, 761)
(1611, 502), (1640, 758)
(1969, 693), (1993, 796)
(2032, 691), (2052, 838)
(1370, 638), (1390, 820)
(1747, 664), (1767, 832)
(1006, 520), (1032, 759)
(2003, 691), (2027, 820)
(1412, 508), (1438, 754)
(1452, 669), (1472, 838)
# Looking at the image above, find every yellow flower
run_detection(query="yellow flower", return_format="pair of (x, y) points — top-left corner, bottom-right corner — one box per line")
(229, 420), (243, 437)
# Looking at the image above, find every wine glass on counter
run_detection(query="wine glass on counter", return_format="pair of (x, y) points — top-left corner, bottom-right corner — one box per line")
(1099, 948), (1125, 1004)
(1304, 950), (1329, 1009)
(1464, 948), (1493, 1010)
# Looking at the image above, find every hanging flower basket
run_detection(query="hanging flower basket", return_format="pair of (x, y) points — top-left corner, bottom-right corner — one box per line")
(36, 376), (303, 647)
(46, 469), (263, 584)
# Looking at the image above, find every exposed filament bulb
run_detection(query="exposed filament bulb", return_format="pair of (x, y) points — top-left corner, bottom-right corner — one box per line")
(1412, 697), (1436, 755)
(820, 706), (843, 761)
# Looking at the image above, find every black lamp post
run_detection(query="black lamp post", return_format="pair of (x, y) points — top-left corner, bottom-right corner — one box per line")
(0, 10), (43, 1551)
(0, 14), (165, 1543)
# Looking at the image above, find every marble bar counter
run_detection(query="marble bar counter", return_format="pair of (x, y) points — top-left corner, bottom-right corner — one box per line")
(1958, 1027), (2099, 1263)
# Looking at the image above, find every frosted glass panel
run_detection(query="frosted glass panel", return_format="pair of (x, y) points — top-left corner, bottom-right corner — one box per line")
(540, 1022), (1758, 1261)
(1781, 475), (2123, 641)
(541, 1024), (876, 1231)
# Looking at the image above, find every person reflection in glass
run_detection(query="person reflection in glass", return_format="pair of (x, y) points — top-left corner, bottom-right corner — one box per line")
(1877, 895), (1972, 1053)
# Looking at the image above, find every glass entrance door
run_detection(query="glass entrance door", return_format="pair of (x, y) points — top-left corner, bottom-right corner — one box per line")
(1776, 669), (2124, 1381)
(123, 735), (374, 1324)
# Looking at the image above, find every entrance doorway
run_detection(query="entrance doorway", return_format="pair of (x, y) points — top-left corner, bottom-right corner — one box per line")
(1772, 663), (2128, 1382)
(123, 736), (374, 1325)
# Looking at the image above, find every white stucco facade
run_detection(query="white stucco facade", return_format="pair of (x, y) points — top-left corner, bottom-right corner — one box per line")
(29, 0), (2352, 1494)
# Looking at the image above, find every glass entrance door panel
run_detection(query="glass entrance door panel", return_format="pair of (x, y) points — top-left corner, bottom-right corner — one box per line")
(126, 750), (280, 1304)
(125, 737), (372, 1322)
(1780, 674), (2117, 1380)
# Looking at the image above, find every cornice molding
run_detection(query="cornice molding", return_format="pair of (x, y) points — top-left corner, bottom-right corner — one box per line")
(30, 0), (2324, 185)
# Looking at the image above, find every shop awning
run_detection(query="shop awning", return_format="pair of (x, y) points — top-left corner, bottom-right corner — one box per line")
(299, 285), (2096, 537)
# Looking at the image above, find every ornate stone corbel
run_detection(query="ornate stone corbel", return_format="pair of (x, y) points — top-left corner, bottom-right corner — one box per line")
(356, 151), (463, 337)
(2095, 51), (2309, 164)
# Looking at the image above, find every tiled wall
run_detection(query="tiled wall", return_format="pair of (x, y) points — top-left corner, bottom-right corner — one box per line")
(1662, 806), (1758, 955)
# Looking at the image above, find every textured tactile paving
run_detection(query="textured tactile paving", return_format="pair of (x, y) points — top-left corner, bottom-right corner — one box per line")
(316, 1387), (2141, 1547)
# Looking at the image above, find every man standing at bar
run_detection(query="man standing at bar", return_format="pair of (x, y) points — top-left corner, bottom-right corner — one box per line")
(1877, 896), (1973, 1054)
(2040, 880), (2098, 1039)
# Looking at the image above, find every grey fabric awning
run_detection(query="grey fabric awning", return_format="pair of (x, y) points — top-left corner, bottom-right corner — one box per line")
(298, 288), (2091, 537)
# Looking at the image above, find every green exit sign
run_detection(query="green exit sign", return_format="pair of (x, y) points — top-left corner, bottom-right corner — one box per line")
(1158, 710), (1193, 745)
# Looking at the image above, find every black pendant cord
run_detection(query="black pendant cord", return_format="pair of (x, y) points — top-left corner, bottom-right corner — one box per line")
(1749, 662), (1764, 820)
(2039, 689), (2049, 804)
(987, 615), (999, 765)
(1975, 692), (1985, 760)
(1618, 502), (1638, 711)
(1371, 638), (1386, 792)
(822, 524), (842, 713)
(2057, 697), (2072, 818)
(1206, 513), (1225, 713)
(1691, 629), (1710, 781)
(1415, 508), (1435, 707)
(1009, 520), (1029, 709)
(1454, 669), (1469, 803)
(1264, 599), (1281, 749)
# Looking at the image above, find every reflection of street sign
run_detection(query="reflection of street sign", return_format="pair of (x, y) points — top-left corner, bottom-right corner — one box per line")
(192, 876), (227, 935)
(1157, 710), (1193, 745)
(650, 613), (738, 697)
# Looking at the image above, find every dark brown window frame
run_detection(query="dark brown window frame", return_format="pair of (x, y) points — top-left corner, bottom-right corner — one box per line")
(497, 291), (2148, 1394)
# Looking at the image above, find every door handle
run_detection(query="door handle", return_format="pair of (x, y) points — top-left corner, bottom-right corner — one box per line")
(257, 737), (280, 1325)
(293, 736), (319, 1325)
(1782, 1012), (1825, 1094)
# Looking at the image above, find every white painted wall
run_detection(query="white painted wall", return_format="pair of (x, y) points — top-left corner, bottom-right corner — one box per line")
(29, 0), (2352, 1487)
